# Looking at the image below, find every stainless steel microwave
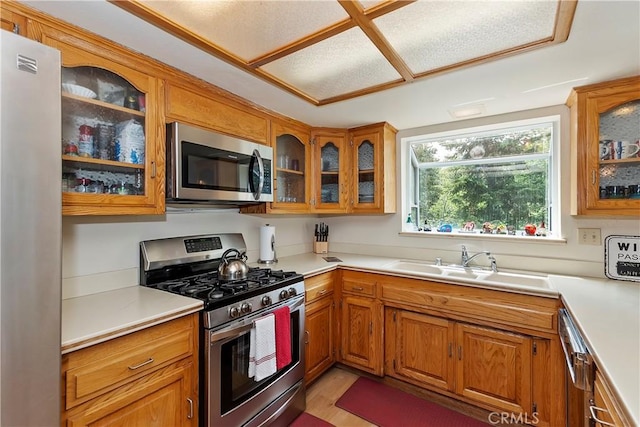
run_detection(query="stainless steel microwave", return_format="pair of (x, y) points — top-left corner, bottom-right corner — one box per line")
(166, 122), (273, 205)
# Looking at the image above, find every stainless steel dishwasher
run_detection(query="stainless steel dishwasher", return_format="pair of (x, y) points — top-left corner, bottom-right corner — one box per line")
(559, 308), (595, 427)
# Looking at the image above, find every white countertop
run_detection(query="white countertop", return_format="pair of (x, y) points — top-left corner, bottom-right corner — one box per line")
(62, 251), (639, 424)
(61, 286), (202, 354)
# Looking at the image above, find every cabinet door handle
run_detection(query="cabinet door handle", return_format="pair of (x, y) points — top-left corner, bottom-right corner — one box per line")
(151, 161), (157, 178)
(589, 404), (615, 426)
(458, 346), (462, 360)
(187, 397), (194, 419)
(305, 330), (310, 344)
(592, 170), (596, 185)
(128, 357), (154, 370)
(352, 286), (364, 291)
(448, 343), (453, 358)
(317, 289), (327, 296)
(369, 321), (373, 335)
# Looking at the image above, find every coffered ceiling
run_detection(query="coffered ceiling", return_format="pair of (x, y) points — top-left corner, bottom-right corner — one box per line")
(21, 0), (640, 129)
(112, 0), (577, 105)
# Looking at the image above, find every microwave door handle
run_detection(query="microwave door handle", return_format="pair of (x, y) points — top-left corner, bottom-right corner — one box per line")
(251, 149), (265, 200)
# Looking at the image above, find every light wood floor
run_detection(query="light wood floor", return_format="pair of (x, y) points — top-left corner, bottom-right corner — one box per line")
(305, 367), (375, 426)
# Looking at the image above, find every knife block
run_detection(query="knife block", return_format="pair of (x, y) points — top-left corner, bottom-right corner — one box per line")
(313, 241), (328, 254)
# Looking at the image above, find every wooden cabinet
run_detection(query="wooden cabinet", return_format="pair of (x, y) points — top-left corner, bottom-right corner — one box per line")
(380, 274), (565, 426)
(0, 6), (27, 35)
(304, 272), (336, 384)
(386, 310), (455, 392)
(567, 75), (640, 216)
(348, 122), (397, 213)
(591, 370), (632, 426)
(311, 128), (350, 212)
(310, 124), (396, 214)
(455, 323), (532, 414)
(339, 271), (383, 375)
(40, 25), (165, 215)
(272, 121), (312, 212)
(247, 122), (396, 215)
(164, 81), (269, 145)
(62, 314), (198, 426)
(386, 309), (532, 415)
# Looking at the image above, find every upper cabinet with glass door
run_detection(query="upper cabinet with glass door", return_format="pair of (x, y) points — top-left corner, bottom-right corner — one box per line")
(568, 76), (640, 216)
(41, 27), (164, 215)
(312, 129), (349, 213)
(272, 121), (311, 213)
(349, 123), (397, 214)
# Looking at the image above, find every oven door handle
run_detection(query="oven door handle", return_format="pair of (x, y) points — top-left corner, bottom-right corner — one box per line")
(209, 296), (304, 344)
(210, 322), (254, 343)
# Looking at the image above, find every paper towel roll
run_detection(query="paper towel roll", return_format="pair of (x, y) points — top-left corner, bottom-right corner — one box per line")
(258, 224), (277, 263)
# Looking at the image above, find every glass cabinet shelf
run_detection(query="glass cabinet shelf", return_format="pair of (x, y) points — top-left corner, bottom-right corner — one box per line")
(61, 65), (147, 197)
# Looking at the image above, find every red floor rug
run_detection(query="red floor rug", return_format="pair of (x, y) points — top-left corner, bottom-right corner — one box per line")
(289, 411), (335, 427)
(336, 377), (490, 427)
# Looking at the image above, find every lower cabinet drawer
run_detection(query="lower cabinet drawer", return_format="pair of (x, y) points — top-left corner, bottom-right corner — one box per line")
(64, 316), (195, 410)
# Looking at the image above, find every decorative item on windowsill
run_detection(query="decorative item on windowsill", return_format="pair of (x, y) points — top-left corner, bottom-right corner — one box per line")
(507, 225), (516, 235)
(495, 224), (507, 234)
(461, 221), (475, 233)
(524, 223), (537, 236)
(482, 222), (493, 234)
(535, 221), (547, 236)
(404, 213), (418, 232)
(437, 224), (452, 232)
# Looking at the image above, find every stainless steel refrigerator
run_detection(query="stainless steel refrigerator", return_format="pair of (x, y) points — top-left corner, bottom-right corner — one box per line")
(0, 30), (61, 426)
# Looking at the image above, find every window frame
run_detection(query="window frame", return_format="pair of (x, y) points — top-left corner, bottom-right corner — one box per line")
(401, 115), (562, 240)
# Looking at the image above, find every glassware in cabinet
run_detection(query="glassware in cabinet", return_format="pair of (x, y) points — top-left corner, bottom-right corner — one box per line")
(355, 139), (375, 204)
(274, 129), (308, 207)
(320, 142), (340, 204)
(597, 100), (640, 201)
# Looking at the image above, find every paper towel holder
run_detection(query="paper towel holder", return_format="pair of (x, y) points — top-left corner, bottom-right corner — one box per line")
(258, 227), (278, 264)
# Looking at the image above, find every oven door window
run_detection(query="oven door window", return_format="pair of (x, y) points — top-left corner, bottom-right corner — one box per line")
(220, 311), (300, 414)
(181, 141), (253, 193)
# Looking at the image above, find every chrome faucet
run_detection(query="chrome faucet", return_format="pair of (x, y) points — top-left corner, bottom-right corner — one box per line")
(461, 245), (498, 272)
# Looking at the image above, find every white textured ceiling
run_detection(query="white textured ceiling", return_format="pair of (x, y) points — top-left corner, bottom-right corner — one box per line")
(21, 1), (640, 131)
(118, 0), (571, 103)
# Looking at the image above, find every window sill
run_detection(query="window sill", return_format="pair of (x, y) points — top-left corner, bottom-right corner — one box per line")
(399, 230), (567, 244)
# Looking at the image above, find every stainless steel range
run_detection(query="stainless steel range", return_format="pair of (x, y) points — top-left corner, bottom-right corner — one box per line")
(140, 233), (305, 427)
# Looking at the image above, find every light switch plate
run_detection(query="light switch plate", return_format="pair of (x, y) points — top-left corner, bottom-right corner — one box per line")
(578, 228), (601, 245)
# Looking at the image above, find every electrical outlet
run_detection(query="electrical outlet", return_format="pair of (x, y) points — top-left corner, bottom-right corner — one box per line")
(578, 228), (601, 245)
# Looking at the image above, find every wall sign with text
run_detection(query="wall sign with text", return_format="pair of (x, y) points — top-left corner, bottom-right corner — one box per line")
(605, 235), (640, 282)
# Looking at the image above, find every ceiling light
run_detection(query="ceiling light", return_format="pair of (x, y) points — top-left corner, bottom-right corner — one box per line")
(449, 104), (486, 119)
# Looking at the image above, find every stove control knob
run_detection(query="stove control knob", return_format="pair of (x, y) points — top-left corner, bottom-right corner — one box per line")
(261, 296), (272, 306)
(287, 287), (297, 297)
(241, 303), (252, 313)
(229, 306), (240, 319)
(279, 290), (288, 300)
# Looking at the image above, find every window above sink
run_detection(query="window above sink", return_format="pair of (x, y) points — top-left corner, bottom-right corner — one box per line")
(402, 115), (562, 240)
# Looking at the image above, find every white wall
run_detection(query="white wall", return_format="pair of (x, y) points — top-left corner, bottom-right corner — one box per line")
(62, 210), (318, 298)
(63, 104), (639, 298)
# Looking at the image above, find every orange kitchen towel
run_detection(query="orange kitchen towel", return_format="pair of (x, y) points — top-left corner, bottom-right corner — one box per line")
(274, 306), (291, 369)
(249, 313), (276, 381)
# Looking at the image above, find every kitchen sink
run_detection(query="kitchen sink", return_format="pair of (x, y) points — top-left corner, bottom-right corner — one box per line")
(480, 272), (550, 289)
(381, 259), (550, 290)
(382, 260), (444, 275)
